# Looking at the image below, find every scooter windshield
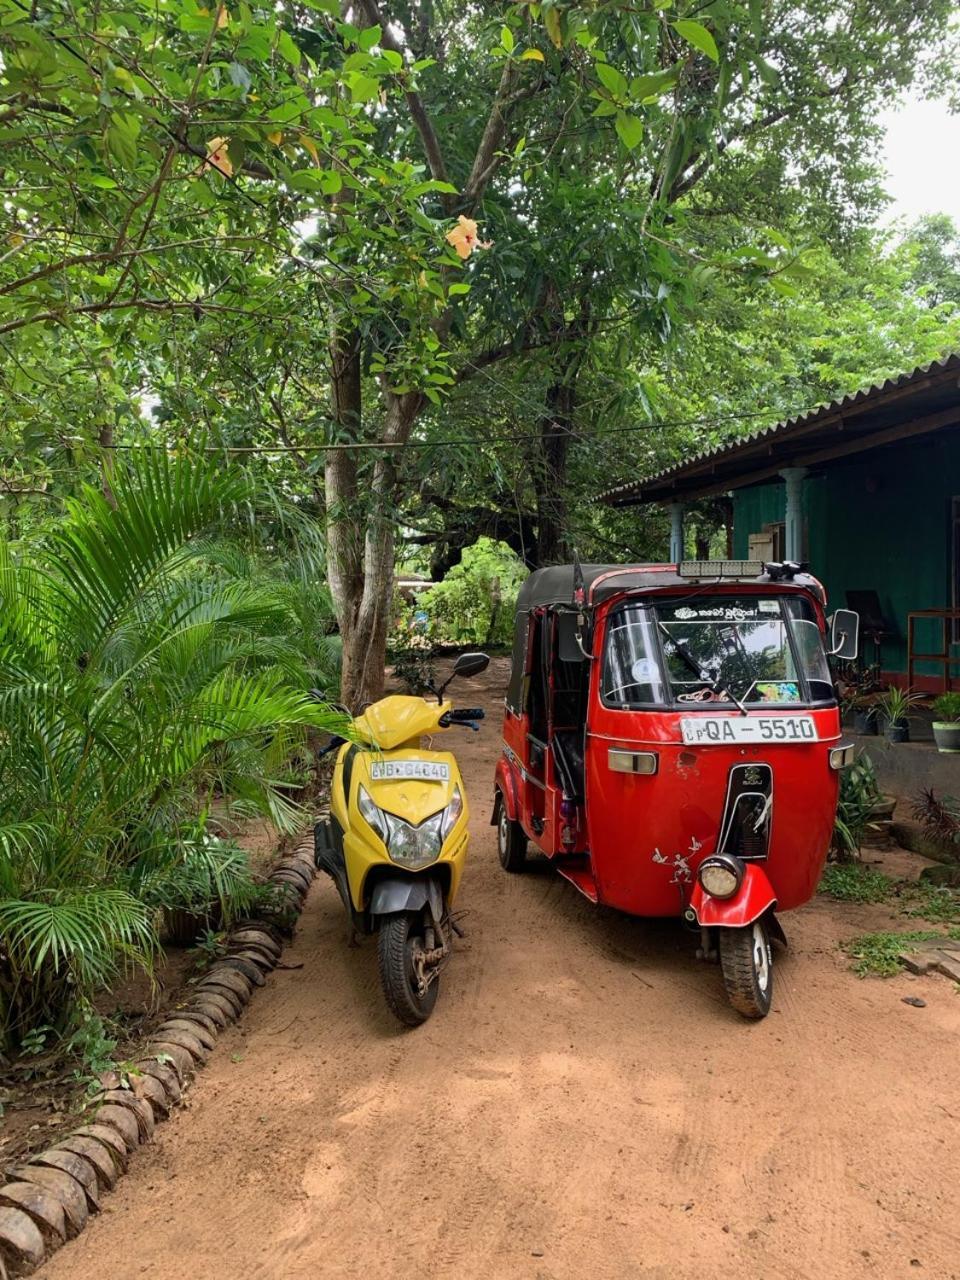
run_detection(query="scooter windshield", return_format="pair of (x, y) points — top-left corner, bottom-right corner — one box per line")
(602, 595), (832, 708)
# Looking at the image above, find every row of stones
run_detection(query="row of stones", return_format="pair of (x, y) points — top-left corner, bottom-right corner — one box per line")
(0, 844), (316, 1277)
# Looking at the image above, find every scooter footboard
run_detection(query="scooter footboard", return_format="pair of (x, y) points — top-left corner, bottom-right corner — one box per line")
(690, 862), (777, 928)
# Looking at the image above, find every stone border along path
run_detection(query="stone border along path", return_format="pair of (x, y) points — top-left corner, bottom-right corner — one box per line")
(0, 835), (318, 1278)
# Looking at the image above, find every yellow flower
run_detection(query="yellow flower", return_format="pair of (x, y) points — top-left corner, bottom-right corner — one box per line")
(445, 215), (492, 260)
(203, 137), (233, 177)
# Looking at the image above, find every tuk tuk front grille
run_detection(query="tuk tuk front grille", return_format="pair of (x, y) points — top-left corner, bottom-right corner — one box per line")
(717, 764), (773, 861)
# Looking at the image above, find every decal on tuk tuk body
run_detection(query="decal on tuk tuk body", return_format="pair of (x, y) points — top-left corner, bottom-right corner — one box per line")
(680, 715), (817, 746)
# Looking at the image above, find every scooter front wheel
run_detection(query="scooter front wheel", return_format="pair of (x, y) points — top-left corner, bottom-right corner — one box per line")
(719, 918), (773, 1019)
(377, 912), (440, 1027)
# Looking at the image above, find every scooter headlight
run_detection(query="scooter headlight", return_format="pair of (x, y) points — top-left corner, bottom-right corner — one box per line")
(698, 854), (744, 900)
(357, 786), (462, 871)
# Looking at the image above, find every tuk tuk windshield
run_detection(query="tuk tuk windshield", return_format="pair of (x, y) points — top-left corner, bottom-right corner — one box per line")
(602, 594), (833, 708)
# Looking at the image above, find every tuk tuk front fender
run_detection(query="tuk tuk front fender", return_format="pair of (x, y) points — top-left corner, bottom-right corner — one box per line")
(689, 862), (777, 928)
(492, 754), (519, 824)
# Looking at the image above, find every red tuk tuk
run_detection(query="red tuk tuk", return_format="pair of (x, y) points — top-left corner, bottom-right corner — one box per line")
(493, 560), (858, 1018)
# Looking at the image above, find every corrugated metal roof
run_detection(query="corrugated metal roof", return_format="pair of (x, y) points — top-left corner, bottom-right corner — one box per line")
(600, 353), (960, 507)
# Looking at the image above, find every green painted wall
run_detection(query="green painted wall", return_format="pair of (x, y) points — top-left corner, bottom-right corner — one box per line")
(731, 432), (960, 676)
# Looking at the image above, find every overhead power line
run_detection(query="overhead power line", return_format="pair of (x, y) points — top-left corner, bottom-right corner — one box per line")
(99, 404), (786, 454)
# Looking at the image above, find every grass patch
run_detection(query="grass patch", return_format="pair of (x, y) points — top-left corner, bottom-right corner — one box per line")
(898, 881), (960, 924)
(844, 927), (960, 977)
(819, 862), (895, 904)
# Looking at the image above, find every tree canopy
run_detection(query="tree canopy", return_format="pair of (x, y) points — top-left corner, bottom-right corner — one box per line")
(3, 0), (960, 701)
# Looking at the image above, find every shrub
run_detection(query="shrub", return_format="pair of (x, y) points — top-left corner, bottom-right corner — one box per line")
(0, 452), (345, 1054)
(832, 753), (882, 857)
(411, 538), (527, 648)
(932, 692), (960, 723)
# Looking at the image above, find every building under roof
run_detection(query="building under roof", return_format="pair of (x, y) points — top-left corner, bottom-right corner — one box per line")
(600, 355), (960, 686)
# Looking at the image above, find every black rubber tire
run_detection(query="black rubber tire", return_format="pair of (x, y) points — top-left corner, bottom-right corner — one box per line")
(719, 919), (774, 1019)
(496, 793), (527, 873)
(377, 913), (439, 1027)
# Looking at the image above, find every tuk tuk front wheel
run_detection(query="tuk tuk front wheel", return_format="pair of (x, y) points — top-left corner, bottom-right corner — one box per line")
(377, 912), (440, 1027)
(719, 919), (773, 1019)
(496, 794), (527, 873)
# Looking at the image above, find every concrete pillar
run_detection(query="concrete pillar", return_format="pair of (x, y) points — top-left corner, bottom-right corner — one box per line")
(780, 467), (807, 561)
(668, 502), (685, 564)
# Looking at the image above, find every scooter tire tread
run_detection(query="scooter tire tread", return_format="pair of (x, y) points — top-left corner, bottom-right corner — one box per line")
(718, 925), (773, 1020)
(496, 795), (527, 873)
(377, 913), (439, 1028)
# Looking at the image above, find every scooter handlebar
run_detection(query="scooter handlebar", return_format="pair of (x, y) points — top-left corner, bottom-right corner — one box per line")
(439, 708), (485, 727)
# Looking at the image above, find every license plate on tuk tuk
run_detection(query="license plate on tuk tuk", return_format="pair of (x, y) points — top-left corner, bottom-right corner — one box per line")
(680, 715), (817, 745)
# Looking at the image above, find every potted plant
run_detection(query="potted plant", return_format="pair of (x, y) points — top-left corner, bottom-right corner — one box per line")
(847, 691), (879, 736)
(876, 685), (922, 743)
(931, 692), (960, 753)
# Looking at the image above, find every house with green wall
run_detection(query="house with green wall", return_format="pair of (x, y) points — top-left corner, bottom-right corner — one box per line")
(602, 356), (960, 690)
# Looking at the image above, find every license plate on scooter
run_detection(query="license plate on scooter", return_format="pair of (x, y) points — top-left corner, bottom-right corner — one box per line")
(370, 760), (451, 781)
(680, 715), (817, 745)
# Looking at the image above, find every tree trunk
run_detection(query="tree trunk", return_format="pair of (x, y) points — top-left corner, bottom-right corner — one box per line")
(534, 375), (575, 566)
(98, 422), (117, 508)
(325, 362), (421, 710)
(325, 323), (365, 705)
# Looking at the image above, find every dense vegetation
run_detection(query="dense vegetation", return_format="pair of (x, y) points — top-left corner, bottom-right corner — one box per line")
(0, 452), (343, 1053)
(2, 0), (960, 1050)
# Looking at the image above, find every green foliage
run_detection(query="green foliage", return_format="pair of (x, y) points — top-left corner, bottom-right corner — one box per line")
(912, 788), (960, 863)
(843, 930), (960, 978)
(832, 753), (882, 857)
(876, 685), (923, 725)
(389, 637), (438, 696)
(413, 539), (527, 648)
(819, 863), (893, 904)
(0, 450), (346, 1053)
(932, 693), (960, 724)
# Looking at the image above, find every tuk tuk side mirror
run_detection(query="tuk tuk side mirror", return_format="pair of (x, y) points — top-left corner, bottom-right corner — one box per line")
(438, 651), (490, 699)
(827, 609), (859, 660)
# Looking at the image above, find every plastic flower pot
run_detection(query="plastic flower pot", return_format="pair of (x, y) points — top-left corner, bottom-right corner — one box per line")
(932, 722), (960, 753)
(853, 708), (878, 735)
(884, 719), (909, 744)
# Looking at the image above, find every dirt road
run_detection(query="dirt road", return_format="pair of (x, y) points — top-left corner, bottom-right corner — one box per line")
(46, 661), (960, 1280)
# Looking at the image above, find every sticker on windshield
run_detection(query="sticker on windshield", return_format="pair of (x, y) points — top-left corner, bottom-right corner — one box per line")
(630, 658), (656, 682)
(758, 600), (780, 613)
(755, 681), (800, 702)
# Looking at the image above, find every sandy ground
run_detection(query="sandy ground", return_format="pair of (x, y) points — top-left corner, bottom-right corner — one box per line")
(45, 660), (960, 1280)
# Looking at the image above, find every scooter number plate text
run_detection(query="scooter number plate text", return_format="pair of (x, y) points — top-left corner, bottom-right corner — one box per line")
(369, 760), (450, 781)
(680, 715), (817, 745)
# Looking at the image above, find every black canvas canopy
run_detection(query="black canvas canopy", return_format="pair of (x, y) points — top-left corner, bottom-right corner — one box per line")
(515, 564), (685, 611)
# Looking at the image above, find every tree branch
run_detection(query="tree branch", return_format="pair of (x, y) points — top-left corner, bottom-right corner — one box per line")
(354, 0), (453, 208)
(462, 60), (520, 208)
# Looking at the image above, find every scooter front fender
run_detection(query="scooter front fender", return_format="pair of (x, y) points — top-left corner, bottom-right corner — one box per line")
(370, 874), (445, 928)
(689, 862), (777, 928)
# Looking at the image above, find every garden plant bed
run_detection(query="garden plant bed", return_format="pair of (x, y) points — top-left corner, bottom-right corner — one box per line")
(0, 829), (317, 1276)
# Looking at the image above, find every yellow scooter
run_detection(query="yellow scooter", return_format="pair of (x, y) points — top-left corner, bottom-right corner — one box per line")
(314, 652), (489, 1025)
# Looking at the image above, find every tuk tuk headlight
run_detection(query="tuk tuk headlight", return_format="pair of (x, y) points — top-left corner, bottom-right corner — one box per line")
(357, 785), (461, 871)
(698, 854), (744, 900)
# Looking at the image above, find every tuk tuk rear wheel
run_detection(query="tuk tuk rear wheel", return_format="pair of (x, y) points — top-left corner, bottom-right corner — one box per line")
(496, 794), (527, 873)
(719, 919), (773, 1019)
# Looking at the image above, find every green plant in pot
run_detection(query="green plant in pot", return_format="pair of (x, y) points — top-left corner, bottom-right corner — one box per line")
(931, 692), (960, 753)
(877, 686), (923, 743)
(846, 690), (879, 736)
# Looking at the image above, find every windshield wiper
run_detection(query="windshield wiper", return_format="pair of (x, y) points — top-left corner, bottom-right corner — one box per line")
(658, 624), (749, 716)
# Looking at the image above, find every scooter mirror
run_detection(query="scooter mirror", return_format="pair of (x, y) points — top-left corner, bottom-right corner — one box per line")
(452, 651), (490, 679)
(827, 609), (859, 661)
